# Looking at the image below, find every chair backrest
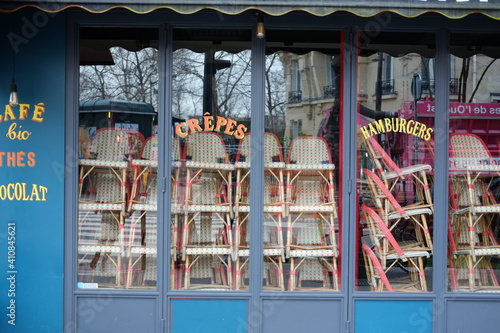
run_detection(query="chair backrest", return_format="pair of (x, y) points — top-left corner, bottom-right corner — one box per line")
(126, 130), (145, 160)
(100, 212), (118, 241)
(184, 131), (228, 163)
(449, 133), (495, 171)
(190, 256), (216, 280)
(361, 242), (394, 291)
(363, 168), (407, 217)
(287, 136), (332, 164)
(189, 213), (214, 244)
(95, 173), (123, 203)
(139, 175), (158, 206)
(263, 174), (283, 205)
(141, 136), (158, 161)
(235, 132), (284, 163)
(190, 177), (223, 205)
(172, 136), (181, 162)
(449, 177), (484, 208)
(291, 178), (324, 206)
(364, 135), (403, 175)
(94, 128), (131, 161)
(297, 258), (329, 287)
(294, 217), (325, 246)
(361, 204), (405, 258)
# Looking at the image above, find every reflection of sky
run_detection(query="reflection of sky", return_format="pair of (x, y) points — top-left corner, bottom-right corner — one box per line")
(172, 49), (284, 120)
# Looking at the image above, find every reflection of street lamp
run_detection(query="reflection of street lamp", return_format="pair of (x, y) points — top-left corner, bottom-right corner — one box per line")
(202, 50), (231, 117)
(256, 13), (265, 39)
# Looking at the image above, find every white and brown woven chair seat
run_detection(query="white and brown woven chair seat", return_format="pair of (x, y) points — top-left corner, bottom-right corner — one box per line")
(79, 159), (129, 168)
(382, 164), (432, 180)
(453, 247), (500, 256)
(385, 250), (430, 260)
(185, 160), (235, 170)
(237, 248), (284, 257)
(185, 204), (232, 212)
(78, 245), (121, 253)
(289, 249), (338, 257)
(286, 163), (335, 171)
(387, 207), (433, 220)
(79, 203), (124, 211)
(184, 247), (232, 255)
(131, 159), (159, 168)
(289, 205), (336, 212)
(129, 246), (157, 255)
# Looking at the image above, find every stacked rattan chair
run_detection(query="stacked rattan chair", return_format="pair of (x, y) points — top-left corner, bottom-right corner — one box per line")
(78, 127), (143, 287)
(181, 131), (234, 289)
(233, 133), (286, 290)
(126, 135), (160, 288)
(361, 204), (430, 291)
(448, 133), (500, 292)
(361, 134), (433, 210)
(285, 136), (339, 291)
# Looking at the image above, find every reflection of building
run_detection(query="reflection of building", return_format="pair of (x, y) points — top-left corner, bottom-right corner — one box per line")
(4, 1), (500, 333)
(280, 52), (338, 140)
(285, 51), (500, 137)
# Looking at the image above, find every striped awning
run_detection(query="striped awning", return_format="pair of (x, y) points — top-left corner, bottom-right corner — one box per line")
(1, 0), (500, 19)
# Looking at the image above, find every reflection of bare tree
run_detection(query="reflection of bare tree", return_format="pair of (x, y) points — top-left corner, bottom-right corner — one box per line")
(80, 64), (113, 100)
(458, 57), (470, 103)
(467, 58), (497, 103)
(79, 47), (159, 109)
(80, 47), (286, 131)
(265, 53), (286, 138)
(215, 51), (252, 118)
(456, 56), (498, 103)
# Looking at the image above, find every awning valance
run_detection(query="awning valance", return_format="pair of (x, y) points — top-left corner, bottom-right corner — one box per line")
(2, 0), (500, 19)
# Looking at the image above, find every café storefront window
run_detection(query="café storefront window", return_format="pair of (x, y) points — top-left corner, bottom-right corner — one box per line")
(356, 32), (436, 292)
(77, 27), (160, 289)
(170, 29), (252, 290)
(447, 33), (500, 293)
(263, 30), (343, 291)
(169, 28), (343, 291)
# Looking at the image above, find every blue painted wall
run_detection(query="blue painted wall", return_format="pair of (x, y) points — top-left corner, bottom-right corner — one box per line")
(172, 299), (248, 333)
(355, 300), (433, 333)
(0, 8), (65, 333)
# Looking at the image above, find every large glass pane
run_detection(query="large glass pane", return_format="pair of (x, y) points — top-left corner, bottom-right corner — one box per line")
(77, 27), (159, 289)
(170, 29), (251, 290)
(448, 33), (500, 292)
(356, 32), (435, 292)
(264, 30), (342, 291)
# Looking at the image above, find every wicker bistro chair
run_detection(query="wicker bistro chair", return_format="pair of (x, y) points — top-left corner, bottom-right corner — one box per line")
(183, 131), (235, 213)
(361, 204), (430, 291)
(361, 134), (433, 210)
(363, 168), (433, 251)
(128, 136), (183, 259)
(447, 133), (500, 291)
(182, 213), (232, 289)
(78, 127), (133, 287)
(286, 215), (339, 291)
(128, 136), (159, 213)
(233, 174), (285, 290)
(449, 134), (500, 246)
(361, 242), (423, 292)
(181, 132), (234, 289)
(78, 212), (123, 287)
(448, 181), (500, 292)
(232, 132), (286, 290)
(233, 132), (285, 216)
(448, 251), (500, 293)
(285, 136), (337, 216)
(284, 136), (339, 291)
(126, 175), (159, 288)
(79, 128), (135, 213)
